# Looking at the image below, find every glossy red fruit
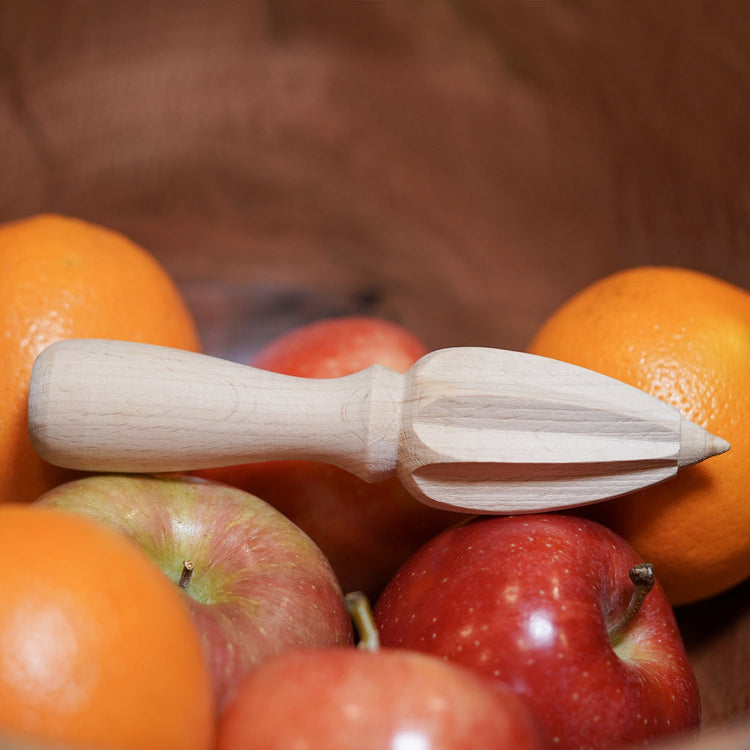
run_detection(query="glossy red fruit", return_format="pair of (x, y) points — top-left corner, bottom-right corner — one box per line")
(217, 646), (551, 750)
(374, 514), (701, 750)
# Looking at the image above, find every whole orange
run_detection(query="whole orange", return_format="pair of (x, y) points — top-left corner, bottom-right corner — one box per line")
(0, 503), (214, 750)
(527, 266), (750, 605)
(0, 214), (201, 504)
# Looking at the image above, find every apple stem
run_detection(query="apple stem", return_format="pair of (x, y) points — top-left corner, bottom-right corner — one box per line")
(344, 591), (380, 652)
(178, 560), (194, 590)
(609, 562), (655, 644)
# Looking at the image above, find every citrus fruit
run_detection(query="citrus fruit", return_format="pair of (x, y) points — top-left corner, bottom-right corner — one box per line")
(0, 213), (201, 505)
(527, 265), (750, 605)
(0, 503), (214, 750)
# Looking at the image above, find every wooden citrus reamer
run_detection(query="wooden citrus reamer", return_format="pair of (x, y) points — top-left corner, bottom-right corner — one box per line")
(27, 339), (729, 514)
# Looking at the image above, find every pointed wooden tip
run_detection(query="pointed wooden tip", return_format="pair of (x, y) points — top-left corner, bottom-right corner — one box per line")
(678, 417), (731, 468)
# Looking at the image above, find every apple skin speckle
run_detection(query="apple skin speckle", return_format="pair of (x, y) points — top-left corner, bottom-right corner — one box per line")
(374, 513), (701, 750)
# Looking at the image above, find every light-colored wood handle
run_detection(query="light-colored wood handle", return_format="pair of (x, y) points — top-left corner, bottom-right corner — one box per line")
(28, 339), (404, 481)
(27, 339), (730, 515)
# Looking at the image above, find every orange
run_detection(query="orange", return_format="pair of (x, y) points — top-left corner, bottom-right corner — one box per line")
(0, 214), (201, 504)
(0, 503), (214, 749)
(527, 266), (750, 605)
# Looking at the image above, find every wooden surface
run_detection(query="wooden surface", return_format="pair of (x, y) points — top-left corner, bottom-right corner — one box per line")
(1, 0), (749, 744)
(28, 339), (727, 514)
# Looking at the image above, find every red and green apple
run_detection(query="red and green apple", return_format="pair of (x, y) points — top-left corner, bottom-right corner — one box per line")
(35, 473), (354, 712)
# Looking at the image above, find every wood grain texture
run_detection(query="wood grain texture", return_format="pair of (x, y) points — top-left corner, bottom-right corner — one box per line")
(28, 339), (726, 513)
(1, 0), (749, 743)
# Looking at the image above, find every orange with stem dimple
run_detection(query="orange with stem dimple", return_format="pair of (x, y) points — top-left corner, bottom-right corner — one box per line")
(0, 214), (201, 504)
(528, 266), (750, 605)
(0, 503), (215, 750)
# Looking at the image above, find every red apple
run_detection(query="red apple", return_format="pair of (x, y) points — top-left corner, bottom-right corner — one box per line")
(217, 592), (551, 750)
(197, 316), (467, 598)
(250, 315), (428, 376)
(374, 514), (701, 750)
(35, 473), (354, 712)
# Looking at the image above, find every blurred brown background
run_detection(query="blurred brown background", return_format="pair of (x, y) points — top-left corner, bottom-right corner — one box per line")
(2, 0), (749, 360)
(1, 0), (749, 739)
